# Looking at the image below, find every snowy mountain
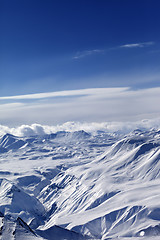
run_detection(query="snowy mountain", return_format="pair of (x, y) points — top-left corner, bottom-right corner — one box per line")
(0, 128), (160, 239)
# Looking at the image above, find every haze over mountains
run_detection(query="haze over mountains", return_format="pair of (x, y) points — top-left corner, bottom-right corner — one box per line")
(0, 124), (160, 239)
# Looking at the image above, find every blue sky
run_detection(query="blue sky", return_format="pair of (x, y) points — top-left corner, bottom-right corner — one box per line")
(0, 0), (160, 126)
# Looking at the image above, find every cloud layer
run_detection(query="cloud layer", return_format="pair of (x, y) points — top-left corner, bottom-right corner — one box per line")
(0, 87), (160, 127)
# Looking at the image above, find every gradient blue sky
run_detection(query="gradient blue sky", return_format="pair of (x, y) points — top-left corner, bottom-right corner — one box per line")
(1, 0), (160, 96)
(0, 0), (160, 126)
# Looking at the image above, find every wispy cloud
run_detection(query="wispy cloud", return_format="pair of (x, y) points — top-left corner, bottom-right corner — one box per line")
(73, 49), (105, 59)
(0, 88), (128, 101)
(120, 41), (154, 48)
(73, 41), (154, 59)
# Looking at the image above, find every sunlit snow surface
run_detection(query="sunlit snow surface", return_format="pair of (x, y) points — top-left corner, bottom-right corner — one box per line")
(0, 129), (160, 239)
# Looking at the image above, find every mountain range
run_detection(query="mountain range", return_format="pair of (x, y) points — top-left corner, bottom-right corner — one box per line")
(0, 128), (160, 239)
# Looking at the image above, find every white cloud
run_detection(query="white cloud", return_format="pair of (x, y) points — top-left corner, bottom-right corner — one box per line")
(0, 124), (45, 137)
(0, 118), (160, 137)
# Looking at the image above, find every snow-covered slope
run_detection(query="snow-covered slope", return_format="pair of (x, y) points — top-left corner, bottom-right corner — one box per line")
(0, 129), (160, 239)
